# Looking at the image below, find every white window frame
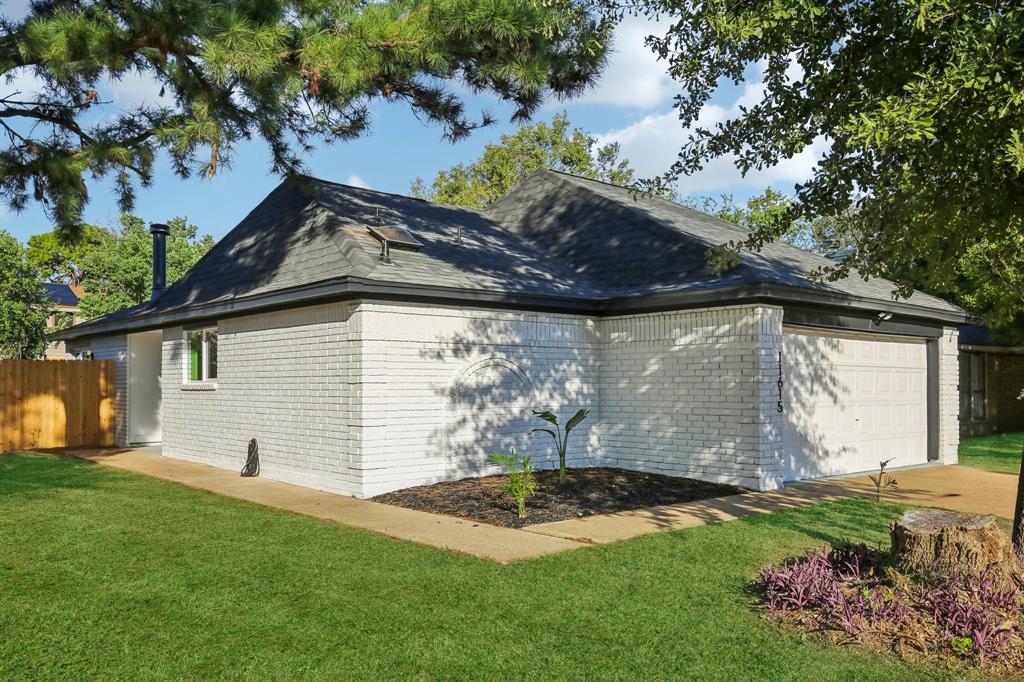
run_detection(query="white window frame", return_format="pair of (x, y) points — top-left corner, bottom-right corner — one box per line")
(184, 327), (218, 387)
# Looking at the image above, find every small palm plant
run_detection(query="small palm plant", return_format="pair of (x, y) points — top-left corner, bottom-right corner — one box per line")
(531, 407), (590, 485)
(490, 448), (538, 519)
(869, 458), (898, 502)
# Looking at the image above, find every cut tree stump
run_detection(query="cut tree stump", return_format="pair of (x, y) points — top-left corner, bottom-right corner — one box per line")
(890, 509), (1008, 577)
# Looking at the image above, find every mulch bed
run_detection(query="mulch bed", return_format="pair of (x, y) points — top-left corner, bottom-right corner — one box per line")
(372, 467), (746, 528)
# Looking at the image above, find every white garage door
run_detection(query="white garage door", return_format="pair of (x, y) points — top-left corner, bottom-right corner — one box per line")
(782, 328), (928, 481)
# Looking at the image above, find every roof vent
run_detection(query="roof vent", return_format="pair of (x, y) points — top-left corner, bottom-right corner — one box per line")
(367, 208), (423, 264)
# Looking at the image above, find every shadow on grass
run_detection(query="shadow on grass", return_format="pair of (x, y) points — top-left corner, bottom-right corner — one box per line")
(0, 452), (103, 497)
(742, 498), (905, 549)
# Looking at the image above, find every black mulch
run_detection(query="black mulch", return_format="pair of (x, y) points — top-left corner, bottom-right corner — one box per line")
(372, 467), (747, 529)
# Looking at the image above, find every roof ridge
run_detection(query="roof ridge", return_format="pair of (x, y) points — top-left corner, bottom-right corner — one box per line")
(531, 167), (634, 193)
(307, 198), (370, 277)
(304, 174), (432, 205)
(531, 170), (707, 251)
(533, 169), (762, 244)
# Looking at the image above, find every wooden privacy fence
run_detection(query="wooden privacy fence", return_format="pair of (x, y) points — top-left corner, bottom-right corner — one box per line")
(0, 360), (115, 452)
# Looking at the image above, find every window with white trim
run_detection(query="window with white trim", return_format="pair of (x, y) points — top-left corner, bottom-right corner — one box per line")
(186, 328), (218, 382)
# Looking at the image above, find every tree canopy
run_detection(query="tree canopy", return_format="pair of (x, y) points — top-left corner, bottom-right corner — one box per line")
(0, 229), (48, 359)
(1, 0), (610, 234)
(412, 112), (634, 207)
(27, 223), (111, 285)
(628, 0), (1024, 337)
(76, 215), (214, 319)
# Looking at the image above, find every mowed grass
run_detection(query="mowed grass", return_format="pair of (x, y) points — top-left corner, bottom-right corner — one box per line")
(959, 432), (1024, 474)
(0, 453), (985, 681)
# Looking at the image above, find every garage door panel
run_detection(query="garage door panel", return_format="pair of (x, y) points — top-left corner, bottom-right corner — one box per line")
(782, 330), (928, 481)
(856, 371), (873, 395)
(877, 343), (892, 362)
(876, 405), (892, 431)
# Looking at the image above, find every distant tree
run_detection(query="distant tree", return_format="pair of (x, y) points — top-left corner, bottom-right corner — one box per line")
(412, 113), (635, 208)
(78, 216), (214, 318)
(1, 0), (610, 236)
(686, 188), (857, 256)
(0, 230), (48, 359)
(26, 225), (113, 284)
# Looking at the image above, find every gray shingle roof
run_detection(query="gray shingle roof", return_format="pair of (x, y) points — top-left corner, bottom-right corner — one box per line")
(57, 170), (964, 340)
(487, 171), (962, 313)
(147, 177), (598, 316)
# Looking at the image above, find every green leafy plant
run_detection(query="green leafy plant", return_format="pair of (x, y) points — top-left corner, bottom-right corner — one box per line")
(868, 459), (898, 502)
(490, 448), (538, 520)
(950, 636), (974, 659)
(411, 113), (636, 209)
(531, 408), (589, 486)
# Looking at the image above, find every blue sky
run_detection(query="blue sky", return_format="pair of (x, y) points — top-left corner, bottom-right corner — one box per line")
(0, 11), (824, 244)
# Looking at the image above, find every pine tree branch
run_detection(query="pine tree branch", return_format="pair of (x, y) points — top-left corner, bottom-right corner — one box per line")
(0, 107), (95, 143)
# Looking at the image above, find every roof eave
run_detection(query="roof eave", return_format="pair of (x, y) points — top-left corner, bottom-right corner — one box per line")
(52, 277), (968, 343)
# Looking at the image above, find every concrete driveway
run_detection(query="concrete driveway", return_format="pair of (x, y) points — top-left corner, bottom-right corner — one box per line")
(525, 465), (1018, 545)
(820, 464), (1017, 519)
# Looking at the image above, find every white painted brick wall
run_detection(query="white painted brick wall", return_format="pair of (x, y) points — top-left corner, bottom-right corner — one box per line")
(77, 300), (960, 499)
(77, 335), (130, 447)
(353, 302), (601, 497)
(598, 305), (785, 491)
(160, 303), (360, 496)
(938, 327), (960, 464)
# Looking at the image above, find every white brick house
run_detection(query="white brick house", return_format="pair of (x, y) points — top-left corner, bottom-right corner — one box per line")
(55, 171), (966, 498)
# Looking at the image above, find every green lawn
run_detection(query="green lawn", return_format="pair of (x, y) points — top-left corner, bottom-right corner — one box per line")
(0, 453), (986, 681)
(958, 432), (1024, 474)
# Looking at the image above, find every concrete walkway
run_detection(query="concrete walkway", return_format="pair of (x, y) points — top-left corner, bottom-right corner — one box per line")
(524, 464), (1018, 545)
(60, 448), (586, 563)
(57, 448), (1016, 558)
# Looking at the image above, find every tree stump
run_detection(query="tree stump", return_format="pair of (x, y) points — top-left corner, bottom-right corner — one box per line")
(890, 509), (1008, 577)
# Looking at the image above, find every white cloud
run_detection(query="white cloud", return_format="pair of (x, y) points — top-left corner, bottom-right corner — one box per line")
(2, 66), (46, 100)
(597, 81), (828, 195)
(102, 71), (165, 109)
(344, 174), (370, 189)
(575, 15), (674, 109)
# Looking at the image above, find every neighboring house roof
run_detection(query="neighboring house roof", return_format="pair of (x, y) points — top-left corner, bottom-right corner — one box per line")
(959, 324), (1024, 352)
(959, 324), (997, 346)
(55, 170), (967, 341)
(42, 282), (83, 308)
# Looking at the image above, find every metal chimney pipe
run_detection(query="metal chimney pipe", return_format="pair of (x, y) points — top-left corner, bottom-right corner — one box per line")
(149, 223), (170, 301)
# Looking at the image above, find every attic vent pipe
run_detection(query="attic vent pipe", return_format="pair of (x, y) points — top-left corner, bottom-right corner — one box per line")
(149, 223), (170, 301)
